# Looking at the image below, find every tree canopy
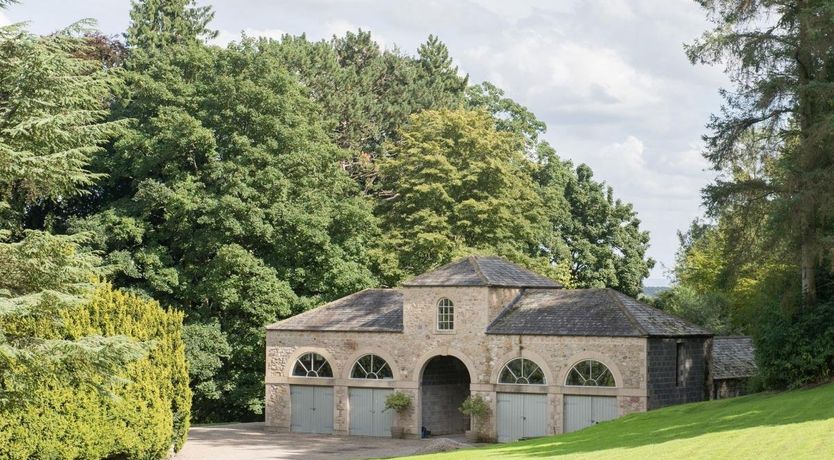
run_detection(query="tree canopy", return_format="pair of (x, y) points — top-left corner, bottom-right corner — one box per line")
(1, 0), (656, 424)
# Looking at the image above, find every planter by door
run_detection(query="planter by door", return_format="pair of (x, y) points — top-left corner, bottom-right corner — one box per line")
(563, 395), (618, 433)
(496, 393), (547, 442)
(290, 385), (334, 434)
(349, 388), (394, 437)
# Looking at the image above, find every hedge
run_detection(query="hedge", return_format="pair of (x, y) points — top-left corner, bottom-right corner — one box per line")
(0, 283), (191, 459)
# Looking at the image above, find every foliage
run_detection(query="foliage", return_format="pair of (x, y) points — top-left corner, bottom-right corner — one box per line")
(652, 286), (734, 335)
(0, 20), (125, 238)
(459, 394), (491, 436)
(376, 109), (548, 281)
(4, 0), (653, 425)
(260, 31), (467, 190)
(383, 390), (412, 414)
(535, 147), (653, 297)
(76, 8), (381, 419)
(755, 301), (834, 389)
(0, 283), (191, 460)
(413, 383), (834, 459)
(686, 0), (834, 306)
(126, 0), (217, 50)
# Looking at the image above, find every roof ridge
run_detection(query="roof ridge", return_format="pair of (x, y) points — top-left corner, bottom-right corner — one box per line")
(270, 288), (397, 325)
(486, 288), (527, 332)
(468, 255), (490, 284)
(604, 288), (648, 336)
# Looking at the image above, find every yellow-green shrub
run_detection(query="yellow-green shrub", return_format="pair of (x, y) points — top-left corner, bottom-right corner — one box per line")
(0, 283), (191, 459)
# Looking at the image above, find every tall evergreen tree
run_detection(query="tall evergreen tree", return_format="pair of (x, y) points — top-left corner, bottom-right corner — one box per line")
(0, 8), (143, 410)
(687, 0), (834, 307)
(126, 0), (216, 50)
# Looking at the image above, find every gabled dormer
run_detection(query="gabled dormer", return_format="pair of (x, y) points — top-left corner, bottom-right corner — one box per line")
(400, 256), (562, 334)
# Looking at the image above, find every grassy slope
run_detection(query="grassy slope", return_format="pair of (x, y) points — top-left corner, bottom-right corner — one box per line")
(410, 383), (834, 460)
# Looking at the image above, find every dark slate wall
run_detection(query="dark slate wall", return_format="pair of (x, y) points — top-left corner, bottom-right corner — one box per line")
(647, 337), (711, 410)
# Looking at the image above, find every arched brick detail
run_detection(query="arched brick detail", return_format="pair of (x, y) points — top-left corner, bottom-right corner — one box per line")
(491, 349), (554, 385)
(415, 348), (478, 383)
(558, 351), (624, 387)
(340, 349), (402, 380)
(284, 347), (340, 379)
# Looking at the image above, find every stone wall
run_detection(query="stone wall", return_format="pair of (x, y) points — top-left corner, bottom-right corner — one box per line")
(265, 285), (651, 438)
(646, 337), (710, 409)
(713, 378), (749, 399)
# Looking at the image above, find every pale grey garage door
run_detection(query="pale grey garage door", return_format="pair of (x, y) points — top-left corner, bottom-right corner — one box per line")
(349, 388), (393, 437)
(563, 395), (617, 433)
(496, 393), (547, 442)
(290, 385), (333, 434)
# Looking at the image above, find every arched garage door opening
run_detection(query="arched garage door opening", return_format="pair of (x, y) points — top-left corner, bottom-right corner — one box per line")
(420, 355), (471, 435)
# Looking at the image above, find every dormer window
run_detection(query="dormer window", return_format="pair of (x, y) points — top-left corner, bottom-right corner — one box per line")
(437, 298), (454, 330)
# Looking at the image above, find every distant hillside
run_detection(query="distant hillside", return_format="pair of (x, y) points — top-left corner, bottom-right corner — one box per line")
(642, 286), (670, 298)
(413, 382), (834, 459)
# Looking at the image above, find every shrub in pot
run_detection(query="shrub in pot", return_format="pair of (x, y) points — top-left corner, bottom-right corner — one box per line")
(384, 391), (412, 438)
(459, 394), (492, 442)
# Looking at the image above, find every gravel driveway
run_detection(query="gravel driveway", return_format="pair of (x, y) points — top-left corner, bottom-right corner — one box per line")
(174, 423), (472, 460)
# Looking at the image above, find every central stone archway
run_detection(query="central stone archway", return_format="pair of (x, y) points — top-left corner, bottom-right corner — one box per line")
(420, 355), (471, 435)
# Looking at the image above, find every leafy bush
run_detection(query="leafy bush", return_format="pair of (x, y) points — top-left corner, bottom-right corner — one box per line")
(460, 394), (492, 440)
(383, 391), (412, 413)
(755, 301), (834, 389)
(0, 283), (191, 459)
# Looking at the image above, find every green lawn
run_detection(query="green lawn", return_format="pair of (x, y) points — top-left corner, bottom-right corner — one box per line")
(410, 383), (834, 460)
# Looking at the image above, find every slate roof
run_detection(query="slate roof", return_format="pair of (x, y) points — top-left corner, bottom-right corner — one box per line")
(712, 336), (758, 379)
(486, 288), (712, 337)
(403, 256), (562, 288)
(266, 289), (403, 332)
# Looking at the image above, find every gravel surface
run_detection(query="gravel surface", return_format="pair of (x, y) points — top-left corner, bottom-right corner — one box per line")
(173, 423), (475, 460)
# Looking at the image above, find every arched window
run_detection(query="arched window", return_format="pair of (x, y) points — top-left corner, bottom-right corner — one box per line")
(437, 298), (454, 330)
(351, 354), (393, 379)
(499, 358), (546, 384)
(292, 352), (333, 378)
(566, 360), (615, 387)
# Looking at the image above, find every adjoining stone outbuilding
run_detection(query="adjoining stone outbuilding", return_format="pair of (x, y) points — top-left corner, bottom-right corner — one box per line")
(711, 336), (757, 399)
(264, 256), (714, 442)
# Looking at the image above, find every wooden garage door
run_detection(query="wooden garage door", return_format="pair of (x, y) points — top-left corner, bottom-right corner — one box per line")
(563, 395), (617, 433)
(496, 393), (547, 442)
(349, 388), (393, 437)
(290, 386), (333, 434)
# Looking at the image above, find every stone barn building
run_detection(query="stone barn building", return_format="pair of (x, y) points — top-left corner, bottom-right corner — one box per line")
(711, 336), (757, 399)
(265, 256), (713, 442)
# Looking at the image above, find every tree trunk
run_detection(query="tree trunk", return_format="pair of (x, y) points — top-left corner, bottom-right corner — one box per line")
(800, 236), (816, 308)
(796, 2), (817, 308)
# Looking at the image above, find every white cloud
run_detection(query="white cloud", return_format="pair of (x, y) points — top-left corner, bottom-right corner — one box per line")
(0, 11), (11, 27)
(462, 31), (664, 121)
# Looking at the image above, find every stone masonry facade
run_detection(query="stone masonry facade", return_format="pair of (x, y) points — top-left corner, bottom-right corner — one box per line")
(265, 285), (652, 439)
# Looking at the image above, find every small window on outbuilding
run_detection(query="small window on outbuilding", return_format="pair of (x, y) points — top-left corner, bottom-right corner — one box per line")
(292, 352), (333, 378)
(676, 342), (685, 387)
(437, 298), (454, 330)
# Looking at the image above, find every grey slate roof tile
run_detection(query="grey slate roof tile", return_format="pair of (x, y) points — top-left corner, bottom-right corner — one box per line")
(487, 289), (643, 336)
(267, 289), (402, 332)
(712, 336), (758, 379)
(487, 288), (712, 337)
(403, 256), (561, 288)
(611, 291), (711, 336)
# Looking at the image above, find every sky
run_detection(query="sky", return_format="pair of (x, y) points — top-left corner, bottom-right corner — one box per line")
(2, 0), (730, 286)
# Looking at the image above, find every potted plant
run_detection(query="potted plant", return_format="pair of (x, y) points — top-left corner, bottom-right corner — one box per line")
(384, 391), (412, 438)
(459, 394), (491, 442)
